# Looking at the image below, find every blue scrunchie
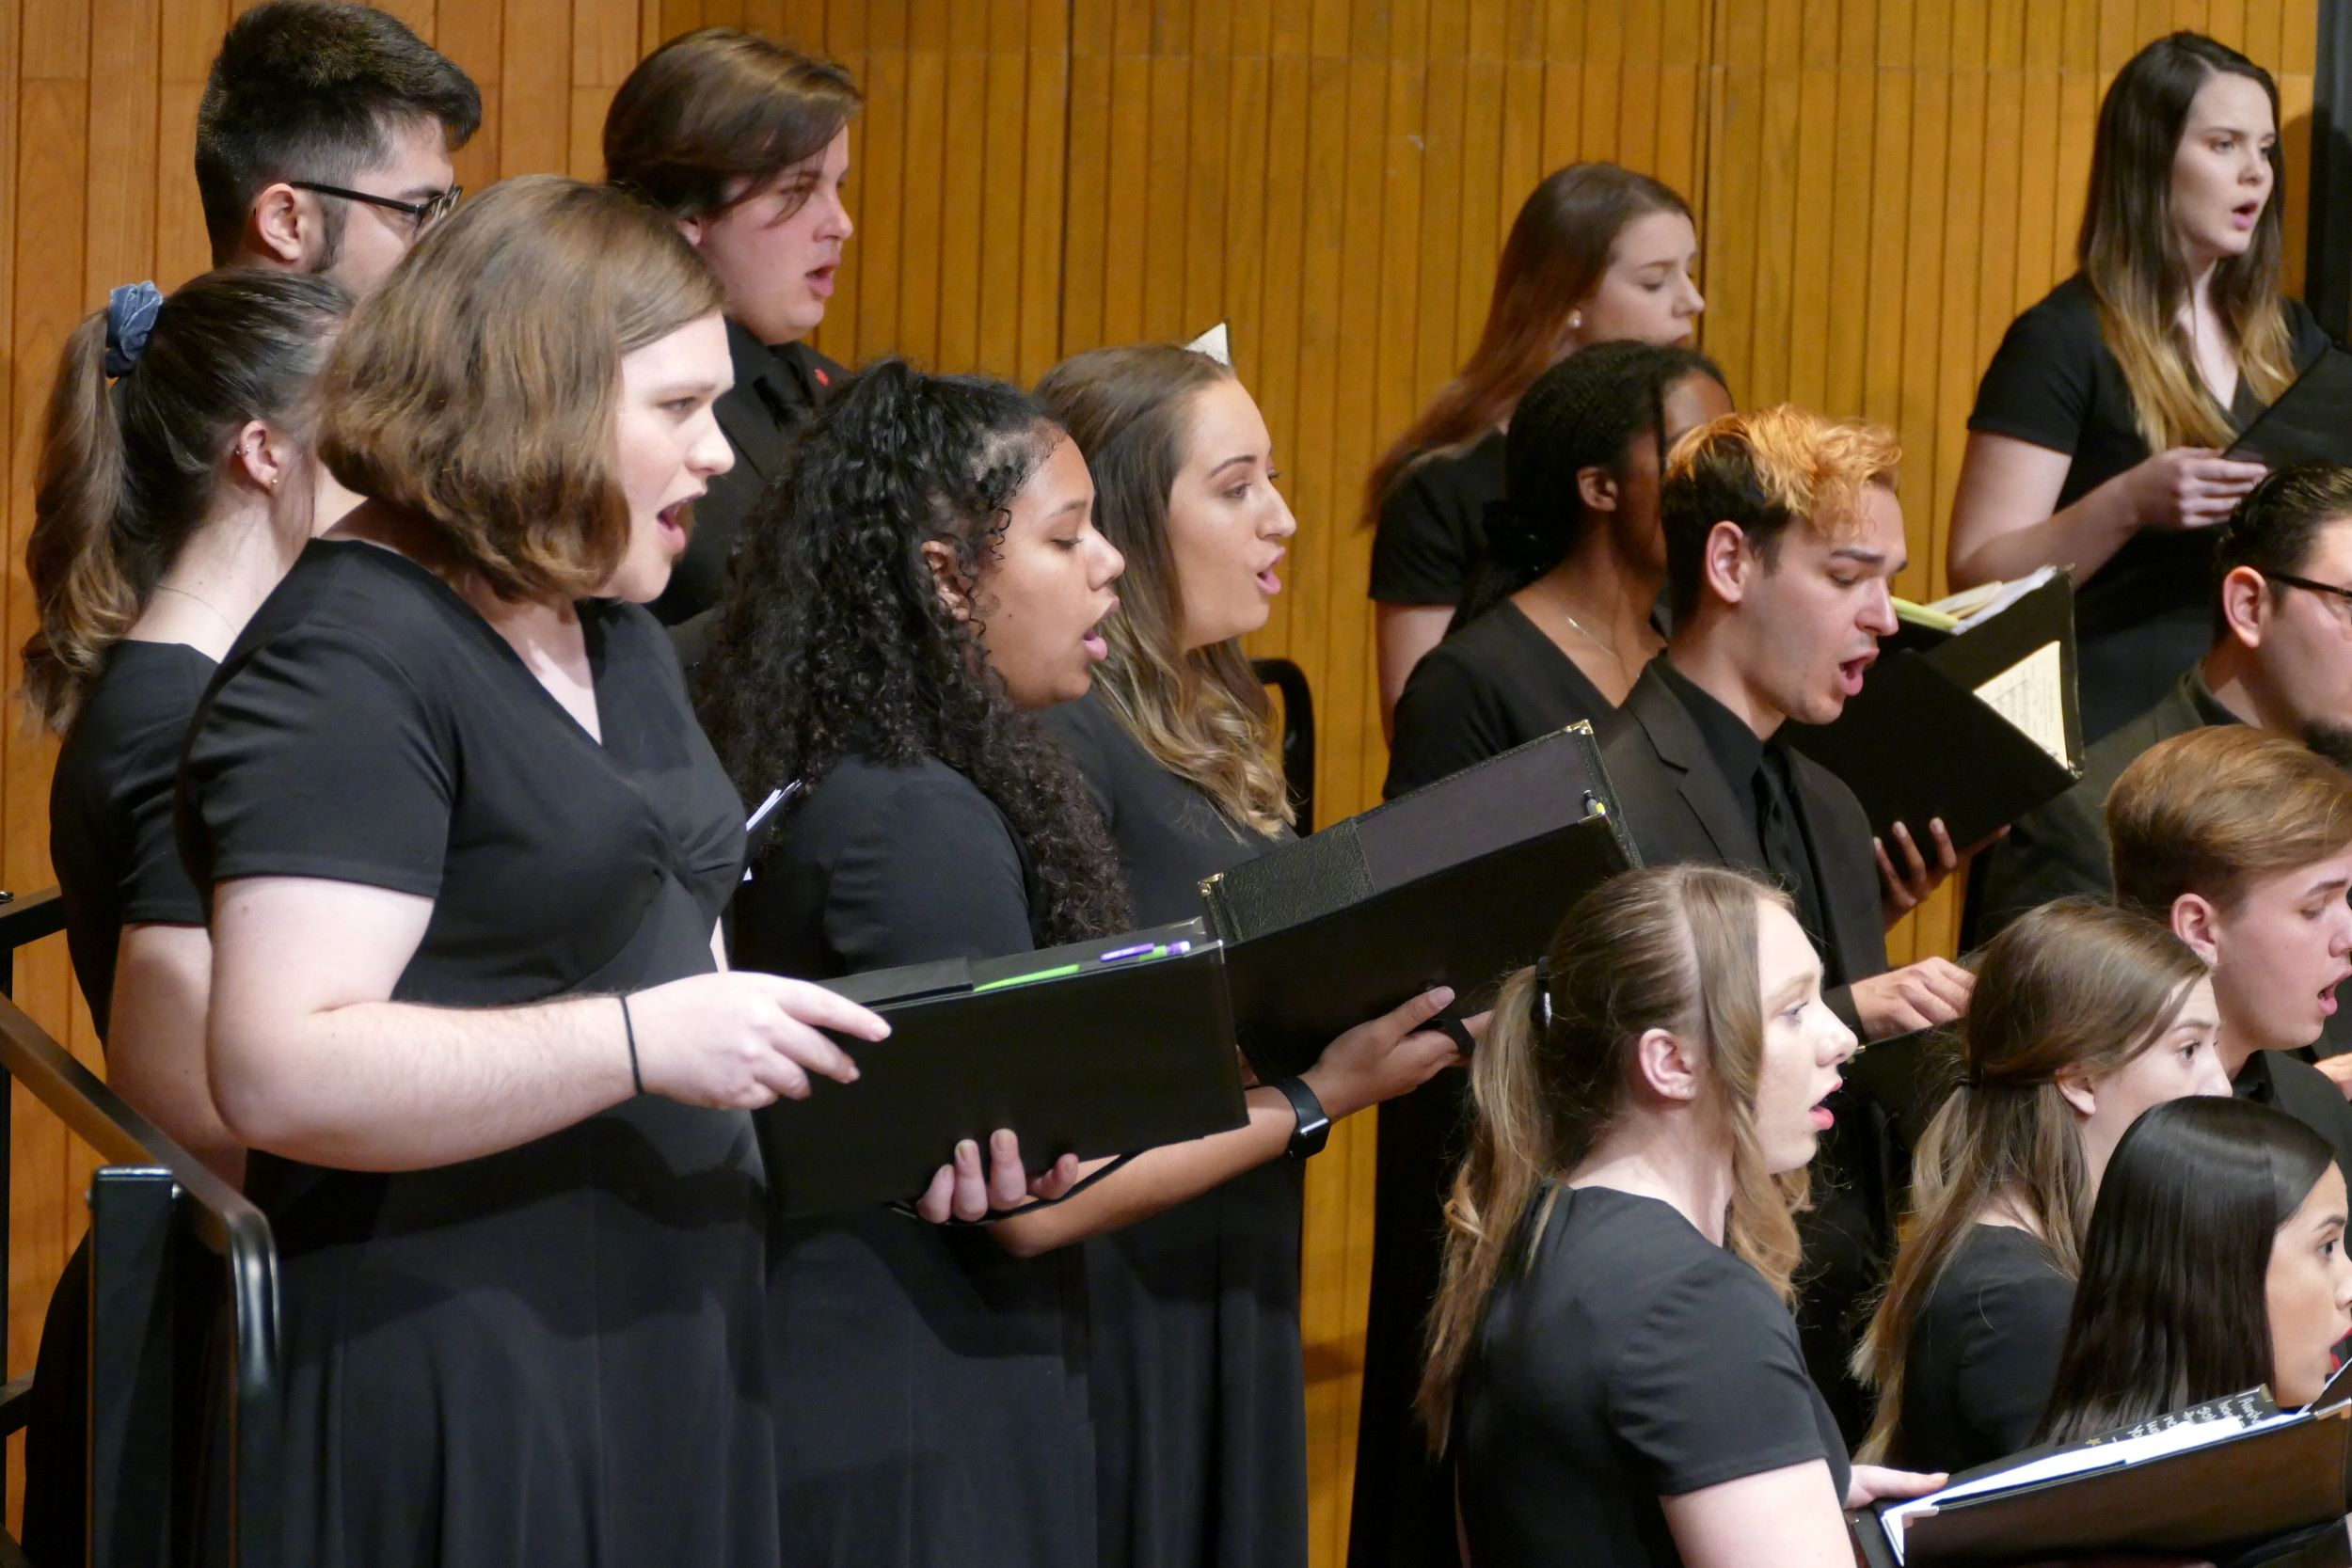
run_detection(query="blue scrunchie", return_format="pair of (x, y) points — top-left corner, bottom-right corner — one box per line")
(103, 280), (163, 378)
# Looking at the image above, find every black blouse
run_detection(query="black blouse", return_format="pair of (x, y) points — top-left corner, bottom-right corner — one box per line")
(1967, 274), (2329, 742)
(1454, 1184), (1849, 1568)
(1385, 601), (1613, 797)
(736, 751), (1098, 1568)
(1368, 434), (1506, 607)
(1891, 1224), (2073, 1474)
(50, 640), (216, 1038)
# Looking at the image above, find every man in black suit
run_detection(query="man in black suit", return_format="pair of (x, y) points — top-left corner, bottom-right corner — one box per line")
(1599, 404), (1975, 1440)
(1975, 462), (2352, 946)
(604, 30), (861, 657)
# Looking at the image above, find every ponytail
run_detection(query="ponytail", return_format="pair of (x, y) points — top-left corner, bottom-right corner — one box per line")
(20, 270), (350, 732)
(23, 311), (135, 729)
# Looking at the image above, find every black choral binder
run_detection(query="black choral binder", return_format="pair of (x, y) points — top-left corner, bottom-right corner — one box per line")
(2229, 345), (2352, 467)
(1785, 569), (2084, 849)
(755, 922), (1248, 1219)
(1199, 723), (1638, 1080)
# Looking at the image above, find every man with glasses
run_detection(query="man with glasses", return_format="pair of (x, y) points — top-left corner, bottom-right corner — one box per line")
(1976, 463), (2352, 1057)
(198, 0), (480, 293)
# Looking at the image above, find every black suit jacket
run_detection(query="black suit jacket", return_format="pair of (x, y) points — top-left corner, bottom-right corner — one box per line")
(1600, 660), (1889, 1006)
(655, 318), (843, 662)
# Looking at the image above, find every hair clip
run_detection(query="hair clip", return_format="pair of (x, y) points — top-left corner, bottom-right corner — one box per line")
(103, 280), (164, 378)
(1531, 956), (1554, 1033)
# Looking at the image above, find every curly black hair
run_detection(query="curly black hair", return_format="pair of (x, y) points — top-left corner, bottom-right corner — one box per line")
(695, 357), (1131, 944)
(1454, 340), (1726, 630)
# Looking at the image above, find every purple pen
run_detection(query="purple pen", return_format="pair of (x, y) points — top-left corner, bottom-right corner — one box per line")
(1098, 942), (1156, 963)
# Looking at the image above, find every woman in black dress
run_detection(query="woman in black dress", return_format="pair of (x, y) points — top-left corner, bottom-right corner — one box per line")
(1851, 898), (2226, 1474)
(19, 268), (349, 1566)
(1366, 163), (1704, 735)
(2041, 1095), (2352, 1438)
(1422, 864), (1941, 1568)
(697, 357), (1459, 1568)
(605, 28), (857, 648)
(179, 176), (889, 1568)
(1385, 340), (1730, 797)
(1036, 343), (1468, 1568)
(1947, 33), (2328, 743)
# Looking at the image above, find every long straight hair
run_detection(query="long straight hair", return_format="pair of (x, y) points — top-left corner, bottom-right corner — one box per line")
(1034, 344), (1293, 835)
(1851, 899), (2208, 1464)
(2080, 31), (2296, 453)
(1418, 864), (1796, 1455)
(1361, 164), (1692, 531)
(2038, 1096), (2331, 1442)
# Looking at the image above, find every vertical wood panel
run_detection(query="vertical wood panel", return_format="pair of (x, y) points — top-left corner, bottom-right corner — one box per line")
(0, 1), (2332, 1558)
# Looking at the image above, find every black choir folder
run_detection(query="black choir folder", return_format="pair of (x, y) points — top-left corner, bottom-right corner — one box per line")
(1786, 566), (2085, 850)
(1848, 1388), (2352, 1568)
(2229, 345), (2352, 467)
(1199, 722), (1638, 1081)
(755, 922), (1248, 1220)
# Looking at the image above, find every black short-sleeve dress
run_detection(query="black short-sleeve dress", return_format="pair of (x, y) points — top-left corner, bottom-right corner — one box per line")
(1384, 602), (1613, 797)
(25, 640), (220, 1565)
(1967, 274), (2329, 742)
(1454, 1183), (1850, 1568)
(1044, 692), (1307, 1568)
(732, 750), (1096, 1568)
(177, 539), (775, 1568)
(1891, 1225), (2073, 1473)
(1369, 436), (1507, 608)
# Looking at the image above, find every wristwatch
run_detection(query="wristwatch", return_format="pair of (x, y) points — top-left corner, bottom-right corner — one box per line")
(1272, 1077), (1331, 1160)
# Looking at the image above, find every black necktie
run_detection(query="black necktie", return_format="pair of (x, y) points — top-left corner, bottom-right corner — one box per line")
(1754, 756), (1828, 947)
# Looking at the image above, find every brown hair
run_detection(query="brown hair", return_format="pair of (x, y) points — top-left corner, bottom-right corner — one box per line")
(318, 175), (723, 601)
(1034, 344), (1293, 836)
(1419, 864), (1797, 1454)
(1659, 404), (1901, 622)
(604, 28), (860, 222)
(1851, 898), (2208, 1464)
(2107, 726), (2352, 916)
(2081, 32), (2296, 455)
(1361, 164), (1692, 535)
(24, 270), (351, 730)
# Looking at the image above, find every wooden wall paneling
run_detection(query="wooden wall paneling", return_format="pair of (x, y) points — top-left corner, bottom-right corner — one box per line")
(1745, 0), (1803, 409)
(6, 0), (90, 1515)
(1614, 0), (1662, 175)
(567, 0), (638, 177)
(2056, 0), (2099, 281)
(156, 0), (225, 287)
(1493, 0), (1540, 243)
(850, 0), (910, 371)
(970, 0), (1025, 376)
(0, 0), (26, 1518)
(1094, 0), (1151, 349)
(1139, 5), (1192, 343)
(1580, 0), (1622, 159)
(1822, 0), (1879, 419)
(794, 0), (860, 369)
(1406, 0), (1465, 470)
(1058, 0), (1112, 356)
(1454, 0), (1503, 353)
(928, 0), (983, 373)
(2280, 0), (2317, 298)
(1213, 0), (1267, 416)
(1858, 0), (1912, 429)
(501, 0), (571, 177)
(442, 0), (503, 197)
(1011, 0), (1066, 387)
(1537, 0), (1584, 175)
(1366, 0), (1427, 673)
(1654, 0), (1706, 201)
(1177, 0), (1231, 347)
(894, 0), (946, 369)
(1701, 0), (1761, 401)
(1783, 0), (1841, 414)
(2013, 3), (2062, 314)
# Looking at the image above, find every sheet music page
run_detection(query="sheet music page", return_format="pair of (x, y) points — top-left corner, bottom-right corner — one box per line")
(1972, 641), (2070, 766)
(1877, 1408), (2303, 1561)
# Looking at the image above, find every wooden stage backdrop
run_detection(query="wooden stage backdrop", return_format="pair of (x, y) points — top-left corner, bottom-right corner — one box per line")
(0, 0), (2321, 1554)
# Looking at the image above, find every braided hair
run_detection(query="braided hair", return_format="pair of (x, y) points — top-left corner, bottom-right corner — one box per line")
(694, 357), (1131, 944)
(1454, 340), (1726, 630)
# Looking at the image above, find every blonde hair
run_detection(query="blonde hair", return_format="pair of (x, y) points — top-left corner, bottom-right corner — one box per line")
(1418, 864), (1799, 1454)
(2080, 33), (2297, 453)
(1851, 898), (2207, 1465)
(2107, 726), (2352, 916)
(1035, 344), (1293, 835)
(1660, 404), (1901, 621)
(318, 174), (723, 601)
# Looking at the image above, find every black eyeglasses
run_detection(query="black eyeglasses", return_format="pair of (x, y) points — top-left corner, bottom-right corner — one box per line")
(291, 181), (463, 233)
(2265, 571), (2352, 610)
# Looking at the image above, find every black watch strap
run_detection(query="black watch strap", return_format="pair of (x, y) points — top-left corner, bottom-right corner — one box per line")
(1273, 1077), (1331, 1160)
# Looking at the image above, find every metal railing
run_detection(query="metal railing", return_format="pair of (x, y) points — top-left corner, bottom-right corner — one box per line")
(0, 889), (279, 1568)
